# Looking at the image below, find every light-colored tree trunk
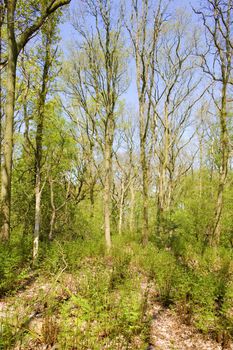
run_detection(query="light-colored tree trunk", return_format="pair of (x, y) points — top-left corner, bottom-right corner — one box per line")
(49, 179), (56, 241)
(140, 137), (149, 243)
(104, 130), (113, 250)
(49, 210), (56, 241)
(33, 177), (41, 260)
(199, 135), (203, 199)
(138, 98), (149, 243)
(129, 183), (135, 234)
(118, 181), (125, 235)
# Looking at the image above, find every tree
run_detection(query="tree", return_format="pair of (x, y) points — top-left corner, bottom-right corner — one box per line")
(1, 0), (71, 241)
(33, 15), (61, 261)
(152, 14), (205, 233)
(194, 0), (233, 245)
(65, 0), (127, 250)
(126, 0), (169, 243)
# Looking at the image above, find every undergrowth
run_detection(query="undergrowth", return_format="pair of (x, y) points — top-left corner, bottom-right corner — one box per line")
(0, 232), (233, 348)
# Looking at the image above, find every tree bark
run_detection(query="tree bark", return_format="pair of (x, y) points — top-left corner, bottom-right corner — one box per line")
(211, 85), (228, 245)
(49, 179), (56, 241)
(104, 124), (113, 250)
(129, 183), (135, 234)
(118, 181), (124, 235)
(33, 117), (44, 260)
(49, 209), (56, 241)
(140, 135), (149, 243)
(157, 102), (169, 232)
(33, 31), (51, 260)
(33, 177), (41, 260)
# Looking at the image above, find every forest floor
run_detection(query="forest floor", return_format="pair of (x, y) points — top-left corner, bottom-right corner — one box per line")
(1, 267), (232, 350)
(148, 296), (231, 350)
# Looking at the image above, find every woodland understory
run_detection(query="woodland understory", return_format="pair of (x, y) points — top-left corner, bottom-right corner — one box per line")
(0, 0), (233, 349)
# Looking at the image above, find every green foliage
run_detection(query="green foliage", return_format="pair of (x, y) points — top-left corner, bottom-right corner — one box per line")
(0, 235), (32, 296)
(1, 231), (233, 347)
(54, 240), (148, 349)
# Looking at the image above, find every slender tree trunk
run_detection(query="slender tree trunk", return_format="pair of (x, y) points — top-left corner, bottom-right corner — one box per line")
(33, 176), (41, 260)
(129, 183), (135, 234)
(104, 123), (113, 250)
(33, 102), (45, 260)
(140, 137), (149, 244)
(199, 134), (203, 200)
(1, 1), (17, 240)
(157, 163), (164, 233)
(33, 35), (51, 260)
(211, 85), (228, 246)
(118, 181), (124, 235)
(139, 98), (149, 243)
(49, 179), (56, 241)
(49, 209), (56, 241)
(157, 103), (169, 233)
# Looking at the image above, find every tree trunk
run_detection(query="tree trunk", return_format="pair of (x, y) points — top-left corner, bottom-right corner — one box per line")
(199, 134), (203, 200)
(211, 85), (228, 246)
(156, 163), (164, 233)
(104, 134), (112, 250)
(32, 31), (51, 260)
(141, 137), (149, 244)
(157, 103), (169, 233)
(49, 209), (56, 241)
(104, 112), (114, 250)
(139, 97), (149, 243)
(1, 0), (17, 240)
(129, 183), (135, 234)
(33, 175), (41, 260)
(118, 181), (124, 235)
